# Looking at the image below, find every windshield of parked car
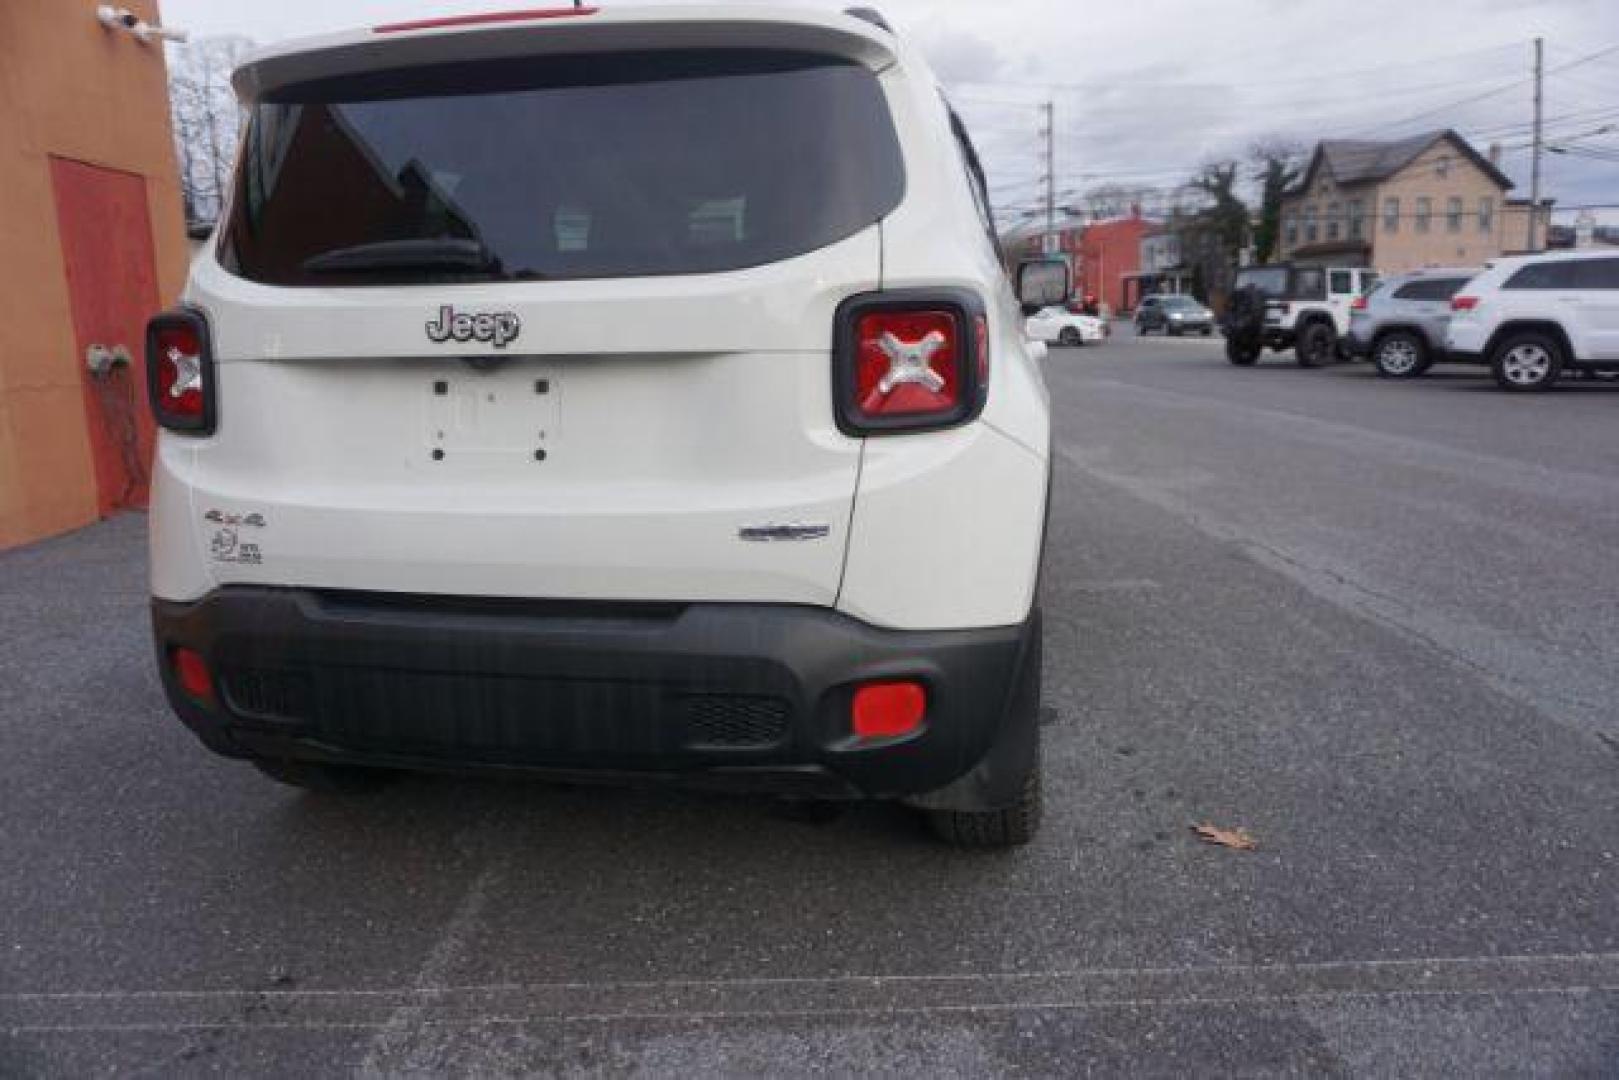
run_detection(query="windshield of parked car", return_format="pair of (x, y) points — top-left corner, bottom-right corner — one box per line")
(219, 50), (905, 285)
(1162, 296), (1203, 310)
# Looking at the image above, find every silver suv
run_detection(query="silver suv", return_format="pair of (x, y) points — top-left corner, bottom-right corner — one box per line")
(1346, 268), (1479, 379)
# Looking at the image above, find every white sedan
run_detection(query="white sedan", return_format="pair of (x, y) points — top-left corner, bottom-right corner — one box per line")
(1025, 306), (1106, 347)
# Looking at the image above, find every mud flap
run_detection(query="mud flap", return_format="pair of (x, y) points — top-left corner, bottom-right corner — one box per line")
(904, 607), (1042, 813)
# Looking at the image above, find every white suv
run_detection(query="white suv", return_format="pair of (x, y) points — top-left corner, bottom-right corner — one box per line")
(145, 6), (1063, 847)
(1447, 250), (1619, 391)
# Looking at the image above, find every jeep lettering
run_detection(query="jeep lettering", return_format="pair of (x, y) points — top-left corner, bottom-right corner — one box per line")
(426, 305), (521, 348)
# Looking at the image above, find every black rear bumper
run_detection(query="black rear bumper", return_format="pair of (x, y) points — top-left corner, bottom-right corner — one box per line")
(152, 589), (1039, 804)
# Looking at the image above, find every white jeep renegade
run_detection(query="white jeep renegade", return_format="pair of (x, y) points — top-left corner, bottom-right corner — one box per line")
(146, 5), (1062, 847)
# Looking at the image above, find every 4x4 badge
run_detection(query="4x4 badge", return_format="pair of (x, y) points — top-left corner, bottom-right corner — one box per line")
(203, 509), (266, 564)
(426, 305), (521, 349)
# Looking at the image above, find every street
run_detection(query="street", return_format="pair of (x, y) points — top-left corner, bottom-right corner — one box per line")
(1, 329), (1615, 1076)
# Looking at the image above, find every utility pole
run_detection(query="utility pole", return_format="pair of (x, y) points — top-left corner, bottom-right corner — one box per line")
(1529, 36), (1544, 251)
(1040, 100), (1056, 254)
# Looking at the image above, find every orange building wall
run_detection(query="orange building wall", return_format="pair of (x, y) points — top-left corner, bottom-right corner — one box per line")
(0, 0), (188, 549)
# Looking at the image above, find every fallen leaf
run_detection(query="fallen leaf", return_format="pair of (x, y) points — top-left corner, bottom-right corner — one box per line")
(1192, 823), (1257, 851)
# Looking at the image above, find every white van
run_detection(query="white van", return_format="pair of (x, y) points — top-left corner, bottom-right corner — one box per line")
(146, 5), (1062, 846)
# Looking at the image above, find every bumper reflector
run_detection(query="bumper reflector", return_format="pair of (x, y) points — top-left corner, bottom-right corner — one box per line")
(172, 647), (215, 703)
(852, 681), (926, 739)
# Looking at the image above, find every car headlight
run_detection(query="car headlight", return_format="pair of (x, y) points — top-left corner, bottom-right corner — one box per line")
(1169, 312), (1184, 320)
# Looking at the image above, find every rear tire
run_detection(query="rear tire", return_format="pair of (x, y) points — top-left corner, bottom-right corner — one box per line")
(1491, 332), (1564, 391)
(1295, 321), (1335, 368)
(1058, 327), (1082, 347)
(1373, 330), (1430, 378)
(926, 751), (1042, 849)
(253, 759), (395, 794)
(1225, 338), (1260, 366)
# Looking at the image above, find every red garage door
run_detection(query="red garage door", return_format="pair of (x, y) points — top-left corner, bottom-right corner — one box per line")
(49, 157), (160, 515)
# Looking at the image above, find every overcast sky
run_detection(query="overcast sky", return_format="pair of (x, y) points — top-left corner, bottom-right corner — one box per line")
(161, 0), (1619, 225)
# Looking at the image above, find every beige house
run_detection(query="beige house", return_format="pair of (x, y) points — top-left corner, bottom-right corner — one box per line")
(1279, 130), (1552, 274)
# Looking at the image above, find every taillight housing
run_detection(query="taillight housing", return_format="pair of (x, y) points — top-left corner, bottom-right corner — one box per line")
(146, 307), (216, 435)
(1451, 295), (1479, 312)
(1350, 295), (1368, 312)
(833, 289), (988, 436)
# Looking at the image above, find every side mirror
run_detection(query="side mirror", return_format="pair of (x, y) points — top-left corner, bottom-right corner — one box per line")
(1016, 259), (1072, 315)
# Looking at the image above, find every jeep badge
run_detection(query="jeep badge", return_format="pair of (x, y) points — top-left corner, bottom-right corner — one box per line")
(426, 305), (521, 349)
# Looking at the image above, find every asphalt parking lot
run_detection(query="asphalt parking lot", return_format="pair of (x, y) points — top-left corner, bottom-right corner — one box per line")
(1, 328), (1615, 1077)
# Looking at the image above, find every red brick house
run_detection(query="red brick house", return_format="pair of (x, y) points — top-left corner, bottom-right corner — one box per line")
(1076, 209), (1152, 315)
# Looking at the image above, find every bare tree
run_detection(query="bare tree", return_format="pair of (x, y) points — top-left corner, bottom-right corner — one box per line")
(1173, 161), (1251, 304)
(1081, 182), (1158, 221)
(167, 36), (255, 226)
(1249, 137), (1305, 265)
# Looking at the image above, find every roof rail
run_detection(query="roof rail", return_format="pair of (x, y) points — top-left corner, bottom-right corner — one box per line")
(843, 6), (893, 33)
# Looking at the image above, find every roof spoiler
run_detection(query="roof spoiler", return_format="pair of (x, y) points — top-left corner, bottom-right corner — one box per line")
(844, 7), (894, 33)
(233, 7), (898, 102)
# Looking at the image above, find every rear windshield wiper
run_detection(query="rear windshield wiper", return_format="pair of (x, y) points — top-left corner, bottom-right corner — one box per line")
(301, 237), (502, 274)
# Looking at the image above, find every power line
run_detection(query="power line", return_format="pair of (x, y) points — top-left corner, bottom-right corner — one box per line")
(1347, 75), (1530, 137)
(1340, 40), (1619, 139)
(950, 41), (1523, 93)
(1547, 41), (1619, 75)
(955, 71), (1525, 114)
(1464, 104), (1619, 140)
(974, 40), (1619, 222)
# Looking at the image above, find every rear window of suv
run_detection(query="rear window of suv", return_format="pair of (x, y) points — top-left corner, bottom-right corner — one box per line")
(1234, 267), (1287, 297)
(219, 50), (905, 286)
(1503, 261), (1578, 290)
(1393, 277), (1469, 301)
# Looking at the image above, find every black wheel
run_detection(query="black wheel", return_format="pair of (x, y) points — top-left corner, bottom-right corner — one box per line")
(1058, 326), (1082, 347)
(926, 750), (1042, 849)
(253, 759), (396, 794)
(1295, 321), (1336, 368)
(1225, 337), (1260, 366)
(1373, 330), (1430, 378)
(1491, 331), (1564, 391)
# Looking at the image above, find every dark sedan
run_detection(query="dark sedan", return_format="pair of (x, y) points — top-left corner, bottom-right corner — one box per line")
(1136, 294), (1215, 335)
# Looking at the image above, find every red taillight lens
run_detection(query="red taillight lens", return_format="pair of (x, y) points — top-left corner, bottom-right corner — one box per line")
(154, 325), (203, 417)
(834, 292), (988, 435)
(1351, 295), (1368, 311)
(146, 309), (215, 434)
(851, 681), (927, 740)
(1451, 295), (1479, 311)
(975, 314), (990, 384)
(171, 647), (215, 704)
(853, 309), (961, 418)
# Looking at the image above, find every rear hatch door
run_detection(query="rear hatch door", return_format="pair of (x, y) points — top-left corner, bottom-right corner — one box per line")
(185, 35), (902, 605)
